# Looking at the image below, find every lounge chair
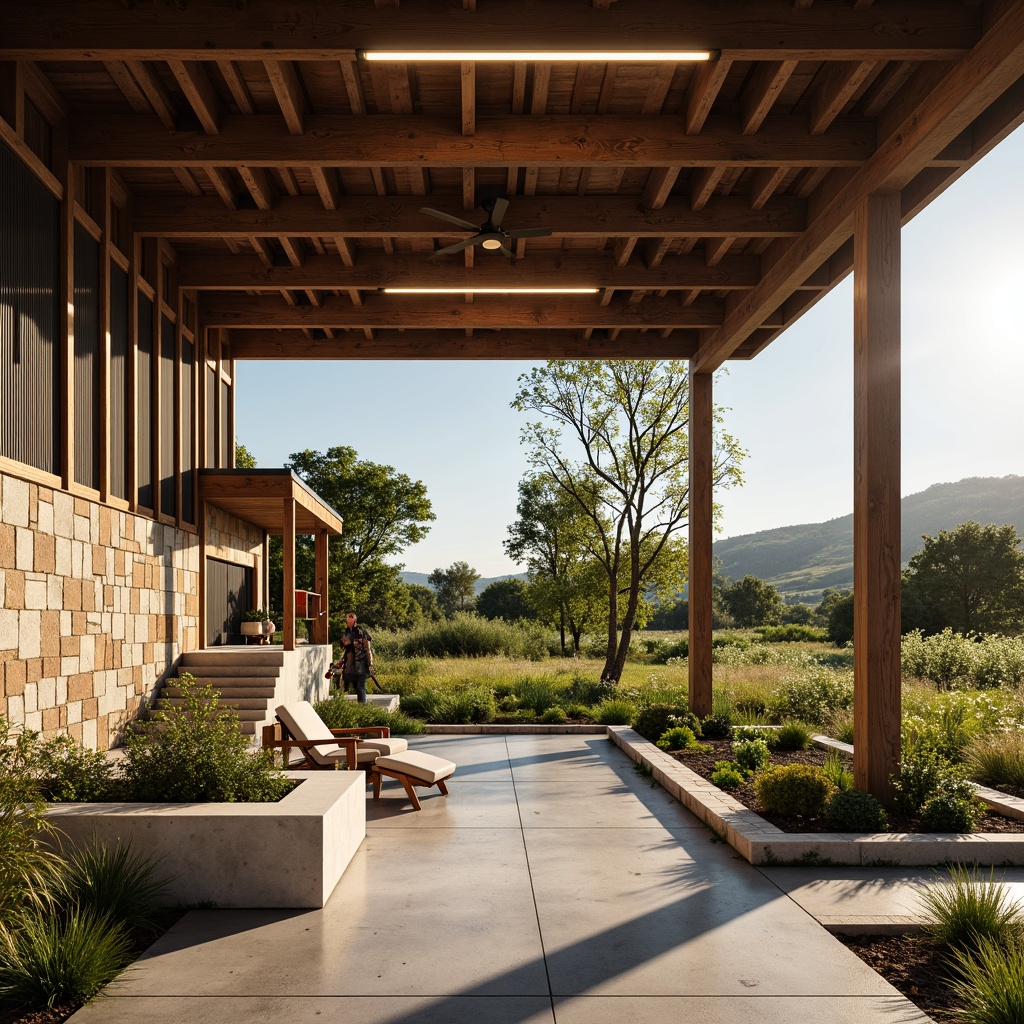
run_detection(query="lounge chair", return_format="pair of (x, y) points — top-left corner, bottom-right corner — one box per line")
(371, 751), (456, 811)
(263, 701), (409, 770)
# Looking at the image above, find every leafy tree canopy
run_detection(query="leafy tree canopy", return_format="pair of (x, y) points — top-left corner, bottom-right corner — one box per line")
(234, 442), (257, 469)
(428, 561), (481, 616)
(476, 578), (535, 622)
(721, 575), (784, 628)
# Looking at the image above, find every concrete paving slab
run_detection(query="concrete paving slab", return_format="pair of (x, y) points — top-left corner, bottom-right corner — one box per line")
(367, 778), (522, 827)
(504, 734), (639, 780)
(404, 733), (515, 781)
(524, 827), (900, 997)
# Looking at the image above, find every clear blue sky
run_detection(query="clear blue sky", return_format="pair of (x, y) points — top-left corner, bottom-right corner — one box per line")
(236, 124), (1024, 578)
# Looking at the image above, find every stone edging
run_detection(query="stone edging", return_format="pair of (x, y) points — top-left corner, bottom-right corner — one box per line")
(605, 726), (1024, 866)
(425, 724), (608, 734)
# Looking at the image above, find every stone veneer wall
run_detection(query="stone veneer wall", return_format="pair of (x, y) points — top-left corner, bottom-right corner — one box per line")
(0, 470), (200, 749)
(204, 504), (265, 589)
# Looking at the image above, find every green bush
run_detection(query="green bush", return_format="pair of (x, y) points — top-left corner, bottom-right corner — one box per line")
(656, 726), (698, 751)
(921, 864), (1023, 956)
(821, 750), (855, 792)
(773, 670), (853, 725)
(921, 794), (982, 833)
(823, 789), (888, 832)
(540, 706), (567, 725)
(32, 735), (115, 803)
(435, 688), (496, 724)
(314, 696), (424, 735)
(510, 678), (562, 716)
(397, 688), (440, 720)
(952, 934), (1024, 1024)
(700, 713), (733, 740)
(711, 762), (745, 789)
(754, 764), (836, 817)
(383, 613), (557, 660)
(566, 676), (615, 706)
(593, 699), (635, 726)
(120, 675), (291, 803)
(774, 720), (815, 751)
(967, 731), (1024, 789)
(633, 704), (700, 743)
(733, 725), (772, 744)
(892, 744), (967, 816)
(563, 703), (593, 721)
(733, 738), (771, 776)
(755, 624), (827, 643)
(0, 908), (132, 1010)
(830, 712), (855, 745)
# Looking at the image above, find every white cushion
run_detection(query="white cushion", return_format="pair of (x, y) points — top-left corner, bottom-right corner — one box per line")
(375, 750), (456, 785)
(359, 737), (408, 756)
(276, 702), (347, 767)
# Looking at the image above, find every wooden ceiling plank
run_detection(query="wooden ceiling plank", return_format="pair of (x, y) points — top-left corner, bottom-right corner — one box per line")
(103, 60), (152, 113)
(123, 60), (178, 128)
(167, 59), (221, 134)
(216, 59), (254, 114)
(249, 237), (274, 266)
(340, 60), (367, 115)
(462, 168), (475, 211)
(279, 237), (305, 266)
(749, 165), (789, 209)
(859, 60), (917, 118)
(613, 238), (637, 267)
(278, 166), (301, 196)
(705, 237), (735, 266)
(643, 62), (678, 115)
(333, 236), (355, 267)
(685, 57), (733, 133)
(461, 61), (475, 136)
(741, 60), (798, 135)
(174, 168), (203, 196)
(511, 63), (527, 114)
(809, 60), (876, 134)
(596, 62), (618, 113)
(264, 59), (306, 134)
(643, 237), (673, 269)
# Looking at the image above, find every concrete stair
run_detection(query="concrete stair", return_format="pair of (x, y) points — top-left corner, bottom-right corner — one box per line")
(157, 648), (289, 736)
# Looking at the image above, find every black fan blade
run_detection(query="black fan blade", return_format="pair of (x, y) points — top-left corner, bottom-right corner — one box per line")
(420, 207), (480, 231)
(506, 227), (553, 239)
(430, 237), (479, 259)
(498, 244), (515, 260)
(490, 197), (510, 229)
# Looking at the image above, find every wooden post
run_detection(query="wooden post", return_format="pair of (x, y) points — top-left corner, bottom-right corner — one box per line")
(283, 497), (296, 652)
(853, 191), (902, 804)
(314, 531), (329, 646)
(688, 368), (713, 718)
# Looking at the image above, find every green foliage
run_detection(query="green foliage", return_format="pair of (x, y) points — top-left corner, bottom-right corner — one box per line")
(754, 764), (836, 817)
(656, 726), (698, 751)
(823, 789), (888, 832)
(32, 734), (115, 803)
(772, 669), (854, 726)
(593, 699), (636, 726)
(721, 576), (784, 628)
(711, 762), (745, 789)
(902, 629), (1024, 691)
(831, 713), (855, 745)
(633, 704), (700, 743)
(314, 696), (424, 735)
(540, 706), (567, 725)
(55, 841), (171, 934)
(476, 578), (535, 621)
(921, 793), (982, 832)
(733, 738), (771, 776)
(892, 744), (974, 817)
(774, 720), (815, 751)
(562, 703), (593, 721)
(428, 561), (481, 616)
(967, 731), (1024, 789)
(902, 521), (1024, 636)
(755, 624), (827, 643)
(821, 750), (855, 792)
(921, 864), (1023, 956)
(0, 908), (133, 1010)
(700, 713), (733, 740)
(234, 442), (257, 469)
(399, 685), (496, 724)
(952, 934), (1024, 1024)
(120, 674), (291, 803)
(506, 677), (562, 716)
(375, 613), (556, 660)
(822, 591), (855, 647)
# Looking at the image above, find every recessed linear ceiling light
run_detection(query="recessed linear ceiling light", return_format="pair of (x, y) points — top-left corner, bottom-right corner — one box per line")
(383, 287), (600, 295)
(360, 51), (713, 63)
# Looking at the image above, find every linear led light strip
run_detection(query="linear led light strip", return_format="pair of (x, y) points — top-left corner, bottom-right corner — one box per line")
(361, 51), (713, 63)
(383, 287), (599, 295)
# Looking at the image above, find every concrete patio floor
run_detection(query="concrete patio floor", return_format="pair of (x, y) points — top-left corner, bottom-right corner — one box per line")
(70, 733), (931, 1024)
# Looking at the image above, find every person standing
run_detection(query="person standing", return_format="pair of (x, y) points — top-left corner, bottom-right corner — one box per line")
(327, 612), (374, 704)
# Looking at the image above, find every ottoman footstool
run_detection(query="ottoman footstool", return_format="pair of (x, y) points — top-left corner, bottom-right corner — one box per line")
(371, 750), (457, 811)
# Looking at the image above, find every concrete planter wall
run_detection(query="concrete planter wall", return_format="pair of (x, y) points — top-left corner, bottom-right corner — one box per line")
(45, 770), (365, 909)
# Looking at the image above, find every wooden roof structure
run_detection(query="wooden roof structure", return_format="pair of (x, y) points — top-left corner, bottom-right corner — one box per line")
(4, 1), (1024, 366)
(199, 469), (343, 535)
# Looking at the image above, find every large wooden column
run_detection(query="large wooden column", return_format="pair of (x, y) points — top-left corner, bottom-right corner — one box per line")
(688, 368), (714, 718)
(853, 191), (902, 803)
(314, 531), (329, 646)
(282, 497), (296, 652)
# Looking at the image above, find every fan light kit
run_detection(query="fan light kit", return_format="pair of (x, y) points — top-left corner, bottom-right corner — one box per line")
(384, 288), (599, 295)
(361, 51), (713, 62)
(420, 196), (553, 261)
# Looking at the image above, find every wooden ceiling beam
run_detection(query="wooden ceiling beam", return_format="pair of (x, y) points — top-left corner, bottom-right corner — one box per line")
(229, 327), (699, 360)
(167, 59), (221, 134)
(0, 2), (981, 61)
(237, 165), (275, 209)
(204, 166), (239, 209)
(177, 250), (763, 291)
(134, 193), (807, 239)
(461, 61), (475, 136)
(685, 57), (733, 134)
(216, 59), (254, 114)
(741, 61), (798, 134)
(264, 59), (306, 134)
(68, 113), (876, 168)
(809, 60), (876, 134)
(199, 292), (726, 329)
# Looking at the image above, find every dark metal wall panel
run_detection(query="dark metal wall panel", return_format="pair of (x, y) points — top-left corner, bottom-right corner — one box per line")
(181, 337), (194, 523)
(73, 223), (100, 490)
(205, 557), (252, 646)
(220, 378), (230, 467)
(136, 294), (153, 509)
(0, 140), (60, 474)
(205, 363), (216, 468)
(160, 316), (175, 517)
(109, 263), (129, 500)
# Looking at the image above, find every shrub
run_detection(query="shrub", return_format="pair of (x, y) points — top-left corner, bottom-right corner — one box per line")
(952, 934), (1024, 1024)
(921, 794), (982, 833)
(733, 725), (772, 744)
(711, 762), (745, 789)
(540, 706), (567, 725)
(563, 703), (593, 721)
(391, 613), (556, 660)
(823, 789), (888, 832)
(920, 864), (1023, 956)
(830, 712), (855, 745)
(821, 750), (855, 792)
(120, 675), (291, 803)
(651, 637), (689, 663)
(901, 628), (977, 690)
(634, 704), (700, 743)
(892, 744), (965, 816)
(566, 676), (615, 707)
(700, 713), (733, 740)
(434, 688), (496, 724)
(773, 670), (853, 725)
(754, 764), (836, 817)
(733, 738), (770, 776)
(397, 688), (440, 720)
(755, 624), (827, 643)
(511, 678), (562, 716)
(656, 726), (697, 751)
(774, 720), (815, 751)
(55, 841), (172, 934)
(967, 731), (1024, 789)
(593, 699), (635, 726)
(314, 696), (424, 735)
(32, 735), (115, 803)
(0, 908), (132, 1010)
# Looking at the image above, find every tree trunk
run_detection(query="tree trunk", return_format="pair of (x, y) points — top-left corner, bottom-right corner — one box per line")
(559, 607), (567, 656)
(601, 577), (619, 681)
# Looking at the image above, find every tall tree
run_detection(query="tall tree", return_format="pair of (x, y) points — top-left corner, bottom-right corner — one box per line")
(428, 561), (480, 616)
(269, 446), (434, 633)
(721, 575), (784, 627)
(513, 361), (744, 682)
(476, 578), (535, 622)
(902, 521), (1024, 635)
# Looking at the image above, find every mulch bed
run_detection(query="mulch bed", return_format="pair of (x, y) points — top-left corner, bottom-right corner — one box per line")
(671, 738), (1024, 833)
(837, 934), (962, 1024)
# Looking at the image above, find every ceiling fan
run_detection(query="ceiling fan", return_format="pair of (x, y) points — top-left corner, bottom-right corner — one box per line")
(420, 197), (552, 260)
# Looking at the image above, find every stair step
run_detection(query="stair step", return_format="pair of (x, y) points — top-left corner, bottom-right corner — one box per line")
(172, 676), (281, 689)
(163, 685), (276, 699)
(177, 665), (281, 678)
(158, 698), (268, 718)
(181, 650), (286, 668)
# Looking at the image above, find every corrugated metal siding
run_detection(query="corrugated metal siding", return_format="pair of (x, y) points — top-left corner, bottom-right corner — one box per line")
(73, 223), (100, 489)
(220, 379), (230, 467)
(0, 140), (60, 474)
(136, 294), (153, 509)
(206, 557), (252, 646)
(181, 337), (194, 522)
(109, 264), (129, 500)
(205, 363), (216, 468)
(159, 316), (175, 517)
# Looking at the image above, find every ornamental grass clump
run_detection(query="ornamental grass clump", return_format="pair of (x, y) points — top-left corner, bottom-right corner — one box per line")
(593, 699), (635, 726)
(821, 750), (855, 792)
(952, 934), (1024, 1024)
(967, 731), (1024, 790)
(754, 764), (836, 817)
(773, 719), (816, 751)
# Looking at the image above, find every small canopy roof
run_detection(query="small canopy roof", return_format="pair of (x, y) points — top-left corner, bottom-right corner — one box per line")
(198, 469), (343, 536)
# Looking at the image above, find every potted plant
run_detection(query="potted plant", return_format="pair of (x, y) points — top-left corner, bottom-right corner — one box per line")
(241, 608), (267, 637)
(262, 610), (277, 635)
